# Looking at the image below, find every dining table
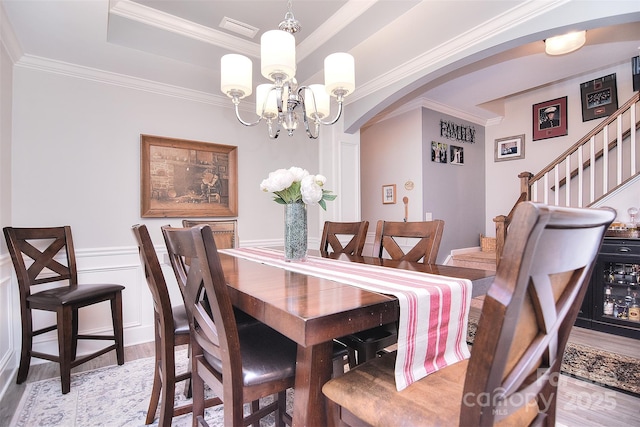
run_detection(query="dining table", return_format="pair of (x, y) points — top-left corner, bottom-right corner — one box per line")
(218, 248), (495, 426)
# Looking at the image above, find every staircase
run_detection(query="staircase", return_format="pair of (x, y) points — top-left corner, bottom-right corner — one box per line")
(494, 92), (640, 262)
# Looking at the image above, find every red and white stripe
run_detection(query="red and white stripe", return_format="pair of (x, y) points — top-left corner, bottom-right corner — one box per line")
(220, 247), (472, 391)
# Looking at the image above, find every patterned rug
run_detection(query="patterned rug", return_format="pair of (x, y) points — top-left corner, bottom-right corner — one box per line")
(12, 325), (639, 426)
(466, 311), (640, 396)
(10, 350), (291, 427)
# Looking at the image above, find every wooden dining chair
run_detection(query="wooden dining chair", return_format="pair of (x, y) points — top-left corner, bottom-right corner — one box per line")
(320, 221), (369, 257)
(182, 219), (238, 249)
(323, 202), (615, 427)
(132, 224), (221, 426)
(182, 219), (259, 329)
(162, 224), (297, 427)
(372, 219), (445, 263)
(3, 226), (125, 394)
(339, 219), (445, 365)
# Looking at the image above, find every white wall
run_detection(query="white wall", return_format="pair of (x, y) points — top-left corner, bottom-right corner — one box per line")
(0, 61), (357, 398)
(484, 61), (640, 234)
(0, 20), (17, 400)
(360, 109), (423, 256)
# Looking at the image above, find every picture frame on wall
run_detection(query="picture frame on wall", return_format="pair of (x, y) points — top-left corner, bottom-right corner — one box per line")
(532, 96), (568, 141)
(382, 184), (396, 204)
(495, 134), (525, 162)
(580, 73), (618, 121)
(141, 134), (238, 218)
(431, 141), (448, 163)
(450, 145), (464, 165)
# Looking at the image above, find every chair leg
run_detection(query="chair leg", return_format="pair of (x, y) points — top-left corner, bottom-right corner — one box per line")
(275, 391), (287, 427)
(346, 349), (356, 369)
(191, 355), (206, 427)
(71, 308), (79, 360)
(111, 292), (125, 365)
(158, 341), (177, 427)
(16, 310), (33, 384)
(332, 355), (344, 378)
(58, 305), (74, 394)
(183, 342), (192, 398)
(145, 329), (163, 425)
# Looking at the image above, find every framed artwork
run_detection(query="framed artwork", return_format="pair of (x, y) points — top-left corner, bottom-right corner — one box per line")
(141, 134), (238, 218)
(382, 184), (396, 204)
(533, 96), (568, 141)
(580, 73), (618, 121)
(450, 145), (464, 165)
(431, 141), (448, 163)
(495, 134), (525, 162)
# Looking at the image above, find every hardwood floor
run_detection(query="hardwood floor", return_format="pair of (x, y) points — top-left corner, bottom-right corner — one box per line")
(1, 333), (638, 426)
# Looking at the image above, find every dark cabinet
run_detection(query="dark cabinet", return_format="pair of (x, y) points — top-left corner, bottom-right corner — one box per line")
(576, 238), (640, 339)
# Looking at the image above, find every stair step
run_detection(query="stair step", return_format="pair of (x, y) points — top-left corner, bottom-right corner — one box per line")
(450, 250), (497, 271)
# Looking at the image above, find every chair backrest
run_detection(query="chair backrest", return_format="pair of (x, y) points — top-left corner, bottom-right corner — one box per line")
(182, 219), (237, 249)
(131, 224), (175, 337)
(3, 226), (78, 300)
(162, 225), (242, 391)
(372, 220), (444, 263)
(460, 202), (615, 425)
(320, 221), (369, 257)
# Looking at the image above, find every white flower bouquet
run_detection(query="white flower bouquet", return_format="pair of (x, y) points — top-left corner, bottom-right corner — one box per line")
(260, 166), (337, 210)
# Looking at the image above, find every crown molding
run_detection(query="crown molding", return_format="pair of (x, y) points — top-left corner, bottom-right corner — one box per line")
(365, 97), (498, 128)
(14, 54), (232, 108)
(0, 3), (23, 64)
(296, 1), (376, 61)
(348, 0), (567, 105)
(109, 0), (260, 58)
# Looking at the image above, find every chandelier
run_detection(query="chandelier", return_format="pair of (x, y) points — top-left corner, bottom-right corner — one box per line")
(220, 0), (355, 139)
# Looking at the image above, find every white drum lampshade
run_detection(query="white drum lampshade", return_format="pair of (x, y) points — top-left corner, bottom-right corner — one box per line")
(324, 52), (355, 97)
(221, 54), (252, 98)
(261, 30), (296, 81)
(256, 84), (279, 117)
(305, 84), (330, 119)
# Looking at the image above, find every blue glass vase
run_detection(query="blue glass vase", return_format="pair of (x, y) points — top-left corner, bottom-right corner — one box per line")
(284, 201), (307, 261)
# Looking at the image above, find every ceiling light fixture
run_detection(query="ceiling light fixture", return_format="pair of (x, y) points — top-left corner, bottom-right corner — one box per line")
(220, 0), (355, 139)
(545, 30), (586, 56)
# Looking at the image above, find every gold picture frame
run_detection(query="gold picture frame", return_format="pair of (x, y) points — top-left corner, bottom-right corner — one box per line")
(141, 134), (238, 217)
(382, 184), (396, 204)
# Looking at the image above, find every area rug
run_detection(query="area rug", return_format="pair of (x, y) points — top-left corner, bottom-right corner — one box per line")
(10, 349), (292, 427)
(466, 311), (640, 396)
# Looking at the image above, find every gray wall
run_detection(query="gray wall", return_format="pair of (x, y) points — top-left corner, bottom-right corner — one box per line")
(422, 110), (486, 261)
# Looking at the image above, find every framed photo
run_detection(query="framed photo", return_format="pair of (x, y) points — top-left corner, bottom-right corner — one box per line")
(533, 96), (568, 141)
(141, 134), (238, 218)
(450, 145), (464, 165)
(580, 73), (618, 121)
(382, 184), (396, 204)
(495, 134), (525, 162)
(431, 141), (448, 163)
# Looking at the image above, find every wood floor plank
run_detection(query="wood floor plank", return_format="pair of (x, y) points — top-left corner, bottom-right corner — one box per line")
(1, 336), (638, 426)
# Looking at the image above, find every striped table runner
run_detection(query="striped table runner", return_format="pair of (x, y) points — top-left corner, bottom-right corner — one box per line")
(219, 247), (472, 391)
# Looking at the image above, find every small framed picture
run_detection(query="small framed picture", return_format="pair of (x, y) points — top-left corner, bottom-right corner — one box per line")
(382, 184), (396, 204)
(580, 73), (618, 121)
(431, 141), (448, 163)
(450, 145), (464, 165)
(533, 96), (568, 141)
(495, 134), (525, 162)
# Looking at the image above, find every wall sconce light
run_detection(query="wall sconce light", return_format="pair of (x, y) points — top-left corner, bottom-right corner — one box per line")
(545, 31), (586, 56)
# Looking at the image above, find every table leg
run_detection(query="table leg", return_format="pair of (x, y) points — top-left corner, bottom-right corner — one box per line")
(292, 341), (333, 427)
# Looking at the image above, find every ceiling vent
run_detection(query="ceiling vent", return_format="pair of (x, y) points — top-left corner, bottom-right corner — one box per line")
(220, 17), (259, 39)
